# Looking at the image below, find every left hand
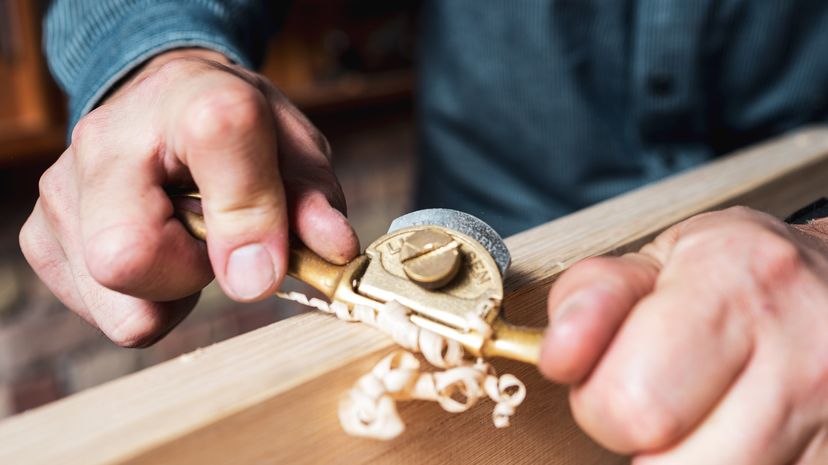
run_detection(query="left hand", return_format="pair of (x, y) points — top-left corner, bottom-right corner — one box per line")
(539, 206), (828, 464)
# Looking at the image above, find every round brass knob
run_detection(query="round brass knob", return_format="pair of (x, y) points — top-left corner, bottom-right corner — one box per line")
(400, 229), (462, 289)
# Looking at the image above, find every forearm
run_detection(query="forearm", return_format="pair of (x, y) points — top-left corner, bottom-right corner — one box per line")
(44, 0), (277, 133)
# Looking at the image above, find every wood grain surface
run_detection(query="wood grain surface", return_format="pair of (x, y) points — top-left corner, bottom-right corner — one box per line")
(2, 127), (828, 465)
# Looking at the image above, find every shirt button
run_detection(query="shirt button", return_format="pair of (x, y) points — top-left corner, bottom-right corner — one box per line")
(646, 72), (675, 97)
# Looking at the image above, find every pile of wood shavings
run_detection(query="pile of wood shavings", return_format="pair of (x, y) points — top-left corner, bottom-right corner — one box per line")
(277, 292), (526, 440)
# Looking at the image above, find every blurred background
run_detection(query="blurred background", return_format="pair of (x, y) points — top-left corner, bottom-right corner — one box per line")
(0, 0), (420, 418)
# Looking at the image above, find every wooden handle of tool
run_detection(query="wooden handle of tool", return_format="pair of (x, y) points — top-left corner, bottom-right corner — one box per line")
(171, 191), (346, 299)
(483, 318), (544, 365)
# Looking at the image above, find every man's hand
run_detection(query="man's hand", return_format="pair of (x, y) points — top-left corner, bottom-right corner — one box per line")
(540, 206), (828, 464)
(19, 49), (359, 347)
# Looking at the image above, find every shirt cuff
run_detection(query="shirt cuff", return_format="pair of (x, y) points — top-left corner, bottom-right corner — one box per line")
(62, 3), (261, 135)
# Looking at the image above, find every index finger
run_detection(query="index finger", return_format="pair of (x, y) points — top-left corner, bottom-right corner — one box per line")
(170, 71), (288, 301)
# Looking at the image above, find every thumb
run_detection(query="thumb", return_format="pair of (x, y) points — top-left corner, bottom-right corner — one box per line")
(174, 77), (287, 302)
(540, 229), (678, 383)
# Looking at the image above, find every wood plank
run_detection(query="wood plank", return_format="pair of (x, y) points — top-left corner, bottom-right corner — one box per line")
(2, 127), (828, 465)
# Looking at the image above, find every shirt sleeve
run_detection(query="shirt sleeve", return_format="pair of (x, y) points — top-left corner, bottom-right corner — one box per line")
(44, 0), (279, 134)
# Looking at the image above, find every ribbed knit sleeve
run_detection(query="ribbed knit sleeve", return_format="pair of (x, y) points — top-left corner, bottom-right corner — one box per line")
(44, 0), (276, 133)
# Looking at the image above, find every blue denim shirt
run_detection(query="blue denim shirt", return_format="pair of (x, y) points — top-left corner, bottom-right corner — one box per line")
(45, 0), (828, 236)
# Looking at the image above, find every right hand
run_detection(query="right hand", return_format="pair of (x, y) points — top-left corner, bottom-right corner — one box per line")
(19, 49), (359, 347)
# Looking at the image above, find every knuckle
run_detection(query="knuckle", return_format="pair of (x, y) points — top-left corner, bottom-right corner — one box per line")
(99, 297), (196, 348)
(36, 167), (71, 230)
(84, 226), (157, 292)
(70, 110), (109, 153)
(571, 381), (683, 454)
(211, 196), (283, 234)
(18, 219), (58, 276)
(37, 165), (61, 201)
(103, 307), (166, 348)
(605, 382), (682, 451)
(18, 218), (33, 256)
(183, 84), (266, 144)
(70, 113), (114, 174)
(18, 216), (45, 268)
(751, 231), (804, 287)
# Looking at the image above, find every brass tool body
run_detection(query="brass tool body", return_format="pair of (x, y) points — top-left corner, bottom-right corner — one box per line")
(172, 191), (543, 364)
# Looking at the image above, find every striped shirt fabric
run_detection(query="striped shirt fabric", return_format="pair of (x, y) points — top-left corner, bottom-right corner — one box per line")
(45, 0), (828, 235)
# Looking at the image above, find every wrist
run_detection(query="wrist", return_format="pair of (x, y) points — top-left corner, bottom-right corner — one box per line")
(106, 48), (233, 102)
(142, 48), (233, 71)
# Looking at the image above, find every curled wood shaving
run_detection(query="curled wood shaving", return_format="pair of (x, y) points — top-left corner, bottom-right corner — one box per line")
(277, 292), (527, 440)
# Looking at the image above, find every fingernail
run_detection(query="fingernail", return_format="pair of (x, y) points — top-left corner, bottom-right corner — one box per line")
(226, 243), (275, 299)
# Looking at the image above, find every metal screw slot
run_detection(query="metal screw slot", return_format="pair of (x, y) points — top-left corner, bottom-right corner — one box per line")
(399, 229), (462, 289)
